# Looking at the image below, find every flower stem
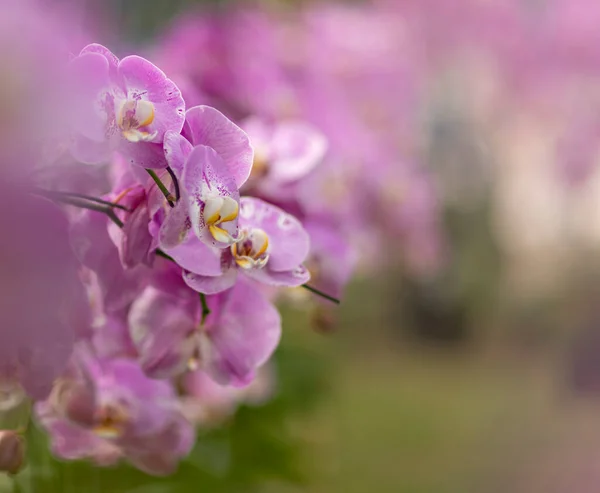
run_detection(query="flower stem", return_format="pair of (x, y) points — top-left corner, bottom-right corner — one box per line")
(166, 167), (181, 202)
(36, 192), (124, 228)
(155, 249), (174, 261)
(35, 190), (181, 268)
(301, 284), (341, 304)
(146, 169), (175, 207)
(105, 208), (124, 228)
(34, 189), (130, 211)
(37, 189), (342, 305)
(199, 293), (210, 324)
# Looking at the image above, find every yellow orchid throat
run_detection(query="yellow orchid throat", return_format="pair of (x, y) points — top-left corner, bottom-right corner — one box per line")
(92, 404), (129, 439)
(203, 196), (239, 244)
(117, 99), (158, 143)
(231, 228), (270, 269)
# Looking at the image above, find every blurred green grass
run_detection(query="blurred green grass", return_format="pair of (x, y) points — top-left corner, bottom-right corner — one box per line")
(268, 281), (600, 493)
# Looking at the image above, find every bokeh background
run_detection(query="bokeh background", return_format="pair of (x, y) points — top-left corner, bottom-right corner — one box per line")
(8, 0), (600, 491)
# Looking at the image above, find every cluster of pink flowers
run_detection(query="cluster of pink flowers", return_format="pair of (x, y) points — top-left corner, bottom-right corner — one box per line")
(7, 0), (600, 479)
(0, 0), (364, 477)
(153, 2), (444, 276)
(3, 31), (344, 472)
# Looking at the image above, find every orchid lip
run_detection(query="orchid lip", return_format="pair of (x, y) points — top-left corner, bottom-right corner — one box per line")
(93, 425), (122, 439)
(122, 128), (158, 143)
(231, 228), (270, 269)
(92, 404), (129, 439)
(209, 224), (238, 244)
(234, 255), (269, 270)
(117, 99), (157, 142)
(203, 196), (239, 244)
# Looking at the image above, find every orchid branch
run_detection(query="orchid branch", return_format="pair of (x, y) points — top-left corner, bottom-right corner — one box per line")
(146, 169), (175, 207)
(155, 249), (174, 261)
(166, 167), (181, 202)
(199, 293), (210, 324)
(33, 189), (130, 211)
(34, 191), (125, 228)
(301, 284), (340, 304)
(35, 188), (342, 305)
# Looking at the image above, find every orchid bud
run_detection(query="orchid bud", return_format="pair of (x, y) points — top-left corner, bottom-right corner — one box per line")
(0, 431), (25, 475)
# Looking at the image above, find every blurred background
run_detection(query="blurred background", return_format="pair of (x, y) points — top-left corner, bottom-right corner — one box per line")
(11, 0), (600, 491)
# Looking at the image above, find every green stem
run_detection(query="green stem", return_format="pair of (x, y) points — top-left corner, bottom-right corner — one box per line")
(199, 293), (210, 324)
(166, 167), (181, 202)
(105, 208), (124, 228)
(35, 189), (129, 211)
(39, 194), (124, 228)
(301, 284), (341, 305)
(155, 249), (174, 261)
(37, 189), (342, 305)
(146, 169), (174, 207)
(37, 191), (175, 261)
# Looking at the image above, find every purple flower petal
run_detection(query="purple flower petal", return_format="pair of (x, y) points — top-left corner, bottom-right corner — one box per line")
(304, 219), (356, 299)
(243, 118), (327, 183)
(118, 55), (185, 143)
(38, 409), (121, 465)
(125, 416), (194, 476)
(80, 43), (119, 77)
(268, 121), (327, 182)
(68, 52), (112, 144)
(164, 130), (193, 177)
(245, 264), (311, 287)
(239, 197), (310, 271)
(94, 358), (175, 436)
(37, 349), (193, 474)
(166, 236), (224, 276)
(121, 201), (154, 269)
(204, 279), (281, 385)
(183, 105), (254, 188)
(93, 315), (137, 360)
(183, 268), (238, 294)
(158, 201), (190, 249)
(128, 287), (198, 379)
(119, 141), (168, 169)
(70, 210), (145, 313)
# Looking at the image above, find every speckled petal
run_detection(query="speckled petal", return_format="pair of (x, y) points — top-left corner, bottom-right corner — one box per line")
(183, 268), (238, 294)
(164, 130), (193, 177)
(118, 55), (185, 143)
(238, 197), (310, 271)
(183, 106), (253, 188)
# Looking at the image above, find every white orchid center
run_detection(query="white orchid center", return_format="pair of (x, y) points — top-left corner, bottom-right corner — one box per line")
(231, 228), (270, 269)
(117, 99), (157, 143)
(203, 196), (239, 244)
